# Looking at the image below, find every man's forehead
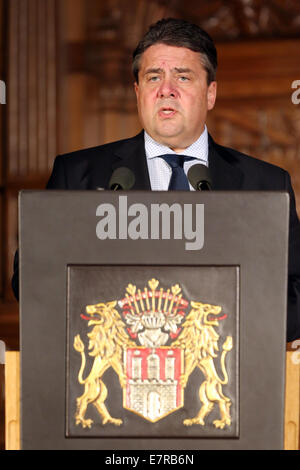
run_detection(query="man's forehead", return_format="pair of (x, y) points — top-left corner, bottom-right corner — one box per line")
(140, 44), (203, 69)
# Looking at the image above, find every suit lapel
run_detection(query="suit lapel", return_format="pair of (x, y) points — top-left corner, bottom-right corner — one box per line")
(110, 131), (151, 190)
(86, 131), (151, 190)
(208, 135), (244, 190)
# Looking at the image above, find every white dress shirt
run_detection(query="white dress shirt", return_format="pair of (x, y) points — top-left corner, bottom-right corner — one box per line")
(144, 126), (209, 190)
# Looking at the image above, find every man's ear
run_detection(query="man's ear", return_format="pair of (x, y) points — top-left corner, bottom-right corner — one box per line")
(207, 81), (217, 111)
(134, 82), (139, 98)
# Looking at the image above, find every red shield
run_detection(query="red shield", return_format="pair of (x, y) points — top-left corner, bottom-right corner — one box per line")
(123, 347), (183, 422)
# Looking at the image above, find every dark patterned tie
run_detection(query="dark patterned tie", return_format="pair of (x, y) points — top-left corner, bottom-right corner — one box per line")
(160, 154), (195, 190)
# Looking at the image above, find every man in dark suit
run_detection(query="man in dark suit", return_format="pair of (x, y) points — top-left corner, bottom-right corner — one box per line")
(12, 18), (300, 341)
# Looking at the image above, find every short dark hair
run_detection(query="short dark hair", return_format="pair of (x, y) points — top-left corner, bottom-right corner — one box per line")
(132, 18), (218, 84)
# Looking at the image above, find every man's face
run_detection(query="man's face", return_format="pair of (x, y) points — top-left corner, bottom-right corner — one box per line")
(134, 44), (217, 152)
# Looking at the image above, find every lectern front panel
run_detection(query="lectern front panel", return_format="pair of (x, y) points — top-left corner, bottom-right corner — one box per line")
(19, 191), (288, 449)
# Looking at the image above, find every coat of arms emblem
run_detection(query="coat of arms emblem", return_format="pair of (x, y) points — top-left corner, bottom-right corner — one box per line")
(73, 278), (233, 429)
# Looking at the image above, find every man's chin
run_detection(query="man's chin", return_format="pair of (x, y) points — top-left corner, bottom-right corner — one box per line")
(151, 127), (184, 146)
(156, 134), (194, 151)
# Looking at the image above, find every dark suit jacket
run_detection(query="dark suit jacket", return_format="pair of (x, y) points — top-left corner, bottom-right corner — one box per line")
(12, 131), (300, 341)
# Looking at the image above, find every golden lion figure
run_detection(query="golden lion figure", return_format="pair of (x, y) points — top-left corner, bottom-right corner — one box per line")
(172, 301), (233, 429)
(73, 301), (135, 428)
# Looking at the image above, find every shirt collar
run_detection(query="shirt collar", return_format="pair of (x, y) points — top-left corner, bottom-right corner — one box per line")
(144, 125), (208, 164)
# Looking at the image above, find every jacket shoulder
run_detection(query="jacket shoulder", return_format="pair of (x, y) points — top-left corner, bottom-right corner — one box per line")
(47, 132), (144, 189)
(214, 141), (288, 177)
(56, 133), (142, 164)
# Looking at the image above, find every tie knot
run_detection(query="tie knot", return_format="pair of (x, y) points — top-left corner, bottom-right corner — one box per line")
(159, 154), (194, 169)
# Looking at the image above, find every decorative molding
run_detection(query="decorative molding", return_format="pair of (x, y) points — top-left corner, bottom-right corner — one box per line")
(83, 0), (300, 49)
(176, 0), (300, 40)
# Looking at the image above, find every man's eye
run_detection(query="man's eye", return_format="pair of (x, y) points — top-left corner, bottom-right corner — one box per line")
(148, 76), (160, 82)
(178, 76), (189, 82)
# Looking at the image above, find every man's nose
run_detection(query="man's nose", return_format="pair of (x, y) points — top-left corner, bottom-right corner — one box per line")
(157, 78), (179, 99)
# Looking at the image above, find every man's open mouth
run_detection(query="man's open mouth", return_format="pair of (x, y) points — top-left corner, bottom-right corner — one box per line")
(158, 107), (177, 117)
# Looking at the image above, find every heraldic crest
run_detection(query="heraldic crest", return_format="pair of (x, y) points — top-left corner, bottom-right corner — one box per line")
(73, 278), (233, 429)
